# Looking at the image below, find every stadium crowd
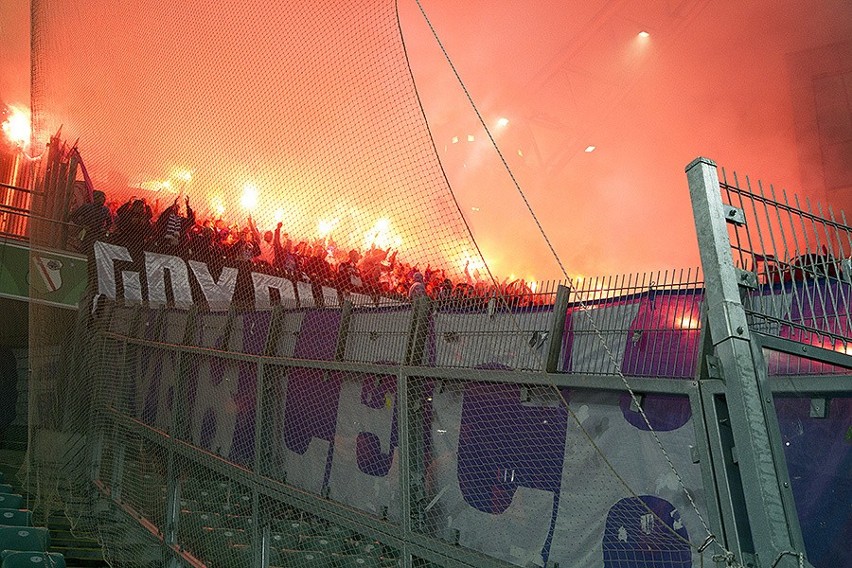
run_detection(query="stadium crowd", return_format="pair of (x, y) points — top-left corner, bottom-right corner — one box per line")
(69, 191), (546, 307)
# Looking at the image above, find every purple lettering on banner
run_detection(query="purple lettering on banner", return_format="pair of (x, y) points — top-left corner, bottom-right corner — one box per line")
(621, 290), (702, 379)
(457, 374), (568, 561)
(619, 393), (692, 432)
(282, 310), (342, 489)
(228, 311), (272, 465)
(186, 314), (230, 453)
(139, 310), (176, 430)
(355, 371), (398, 477)
(602, 495), (691, 567)
(186, 311), (271, 466)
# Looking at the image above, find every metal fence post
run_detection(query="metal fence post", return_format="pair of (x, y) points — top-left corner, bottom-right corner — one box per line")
(686, 157), (808, 568)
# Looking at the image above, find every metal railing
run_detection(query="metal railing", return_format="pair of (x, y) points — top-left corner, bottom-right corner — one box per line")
(21, 158), (851, 568)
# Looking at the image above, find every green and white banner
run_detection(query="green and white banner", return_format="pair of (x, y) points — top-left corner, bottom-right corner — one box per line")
(0, 239), (87, 309)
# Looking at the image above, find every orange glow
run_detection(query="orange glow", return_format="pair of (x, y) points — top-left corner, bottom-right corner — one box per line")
(317, 218), (339, 239)
(837, 343), (852, 356)
(675, 314), (700, 330)
(363, 217), (402, 250)
(137, 179), (174, 192)
(240, 183), (259, 211)
(210, 195), (226, 218)
(1, 105), (30, 147)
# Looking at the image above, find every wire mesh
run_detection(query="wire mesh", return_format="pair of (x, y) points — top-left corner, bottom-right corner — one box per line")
(44, 298), (718, 567)
(562, 269), (704, 379)
(720, 169), (852, 371)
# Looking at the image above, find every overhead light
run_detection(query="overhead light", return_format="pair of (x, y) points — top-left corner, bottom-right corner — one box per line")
(497, 117), (509, 127)
(451, 136), (459, 144)
(467, 134), (475, 142)
(638, 30), (650, 38)
(584, 145), (596, 153)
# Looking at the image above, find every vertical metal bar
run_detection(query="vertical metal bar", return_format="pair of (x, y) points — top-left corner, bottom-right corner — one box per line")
(809, 200), (841, 338)
(252, 358), (266, 568)
(685, 157), (806, 566)
(165, 306), (196, 552)
(671, 268), (687, 377)
(109, 335), (129, 502)
(544, 285), (570, 373)
(336, 300), (353, 361)
(397, 369), (413, 568)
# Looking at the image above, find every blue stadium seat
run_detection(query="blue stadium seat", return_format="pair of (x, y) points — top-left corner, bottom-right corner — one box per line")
(0, 552), (66, 568)
(0, 526), (49, 553)
(0, 509), (31, 527)
(0, 496), (23, 510)
(0, 486), (12, 495)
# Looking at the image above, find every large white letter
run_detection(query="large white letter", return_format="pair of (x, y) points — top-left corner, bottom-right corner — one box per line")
(252, 272), (296, 309)
(94, 241), (134, 299)
(189, 260), (237, 310)
(145, 252), (193, 308)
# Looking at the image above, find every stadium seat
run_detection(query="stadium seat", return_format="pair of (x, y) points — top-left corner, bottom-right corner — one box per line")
(0, 551), (66, 568)
(179, 512), (220, 553)
(0, 485), (12, 495)
(272, 519), (310, 536)
(0, 496), (23, 510)
(299, 536), (344, 555)
(279, 550), (330, 568)
(0, 472), (5, 483)
(232, 493), (252, 513)
(181, 512), (220, 532)
(222, 514), (253, 531)
(350, 542), (383, 558)
(317, 524), (354, 541)
(0, 526), (49, 552)
(205, 530), (250, 566)
(269, 531), (299, 551)
(342, 556), (382, 568)
(208, 528), (248, 548)
(178, 499), (199, 512)
(0, 509), (32, 527)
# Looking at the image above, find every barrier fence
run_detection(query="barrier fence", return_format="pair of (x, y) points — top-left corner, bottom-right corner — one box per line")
(21, 158), (852, 568)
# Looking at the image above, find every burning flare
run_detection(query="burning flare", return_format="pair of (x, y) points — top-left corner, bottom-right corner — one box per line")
(2, 105), (30, 147)
(240, 183), (259, 211)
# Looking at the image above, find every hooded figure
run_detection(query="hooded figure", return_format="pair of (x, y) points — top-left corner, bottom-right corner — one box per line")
(408, 271), (426, 300)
